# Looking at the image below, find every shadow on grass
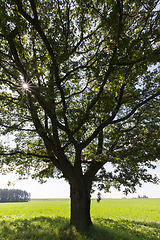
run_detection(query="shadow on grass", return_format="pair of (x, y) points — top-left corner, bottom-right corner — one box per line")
(0, 216), (159, 240)
(93, 218), (160, 240)
(0, 216), (71, 240)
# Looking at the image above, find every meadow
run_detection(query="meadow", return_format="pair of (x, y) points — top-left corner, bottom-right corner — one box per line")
(0, 198), (159, 240)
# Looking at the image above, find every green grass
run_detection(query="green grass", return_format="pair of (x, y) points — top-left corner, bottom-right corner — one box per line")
(0, 199), (159, 239)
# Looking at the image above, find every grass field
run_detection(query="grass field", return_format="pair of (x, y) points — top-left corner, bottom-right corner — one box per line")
(0, 198), (159, 240)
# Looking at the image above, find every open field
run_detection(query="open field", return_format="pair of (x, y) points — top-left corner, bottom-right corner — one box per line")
(0, 198), (159, 240)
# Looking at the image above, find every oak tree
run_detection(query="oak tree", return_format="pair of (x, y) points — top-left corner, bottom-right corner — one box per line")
(0, 0), (160, 230)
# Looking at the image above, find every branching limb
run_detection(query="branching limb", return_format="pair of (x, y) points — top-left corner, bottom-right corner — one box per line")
(120, 112), (143, 133)
(15, 0), (56, 63)
(116, 48), (160, 66)
(29, 0), (38, 20)
(0, 151), (50, 160)
(84, 141), (118, 185)
(112, 89), (160, 124)
(5, 27), (28, 80)
(81, 83), (125, 149)
(72, 2), (124, 135)
(3, 27), (68, 136)
(0, 124), (36, 133)
(27, 94), (55, 151)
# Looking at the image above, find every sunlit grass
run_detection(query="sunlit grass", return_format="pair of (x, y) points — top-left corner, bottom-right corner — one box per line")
(0, 198), (159, 239)
(0, 199), (70, 220)
(91, 198), (160, 222)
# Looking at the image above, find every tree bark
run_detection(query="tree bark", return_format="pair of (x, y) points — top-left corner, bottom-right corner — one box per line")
(70, 183), (92, 231)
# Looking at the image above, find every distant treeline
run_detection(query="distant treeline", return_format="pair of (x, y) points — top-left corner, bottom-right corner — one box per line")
(0, 189), (31, 202)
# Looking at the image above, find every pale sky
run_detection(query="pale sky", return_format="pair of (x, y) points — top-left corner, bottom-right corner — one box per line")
(0, 162), (160, 199)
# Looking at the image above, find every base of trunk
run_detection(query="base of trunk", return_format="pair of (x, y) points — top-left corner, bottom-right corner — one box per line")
(70, 184), (92, 231)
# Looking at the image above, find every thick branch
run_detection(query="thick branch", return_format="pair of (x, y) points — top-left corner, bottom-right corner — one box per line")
(6, 28), (28, 80)
(96, 129), (103, 155)
(28, 95), (75, 181)
(84, 141), (118, 185)
(29, 0), (38, 20)
(28, 94), (55, 151)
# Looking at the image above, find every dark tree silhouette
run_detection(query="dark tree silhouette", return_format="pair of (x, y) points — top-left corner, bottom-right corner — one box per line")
(0, 189), (30, 202)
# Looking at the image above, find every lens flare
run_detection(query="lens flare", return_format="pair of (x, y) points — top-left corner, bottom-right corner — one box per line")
(22, 83), (29, 90)
(17, 76), (33, 93)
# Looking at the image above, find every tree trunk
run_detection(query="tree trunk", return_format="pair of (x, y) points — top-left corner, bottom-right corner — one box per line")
(70, 183), (92, 231)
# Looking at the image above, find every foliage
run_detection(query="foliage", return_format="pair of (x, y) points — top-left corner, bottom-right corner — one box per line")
(0, 188), (30, 202)
(0, 199), (160, 239)
(0, 0), (160, 229)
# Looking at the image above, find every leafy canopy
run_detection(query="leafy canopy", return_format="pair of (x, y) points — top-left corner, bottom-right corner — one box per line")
(0, 0), (160, 195)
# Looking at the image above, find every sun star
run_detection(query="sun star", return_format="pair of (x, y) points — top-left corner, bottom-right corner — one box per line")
(22, 83), (29, 90)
